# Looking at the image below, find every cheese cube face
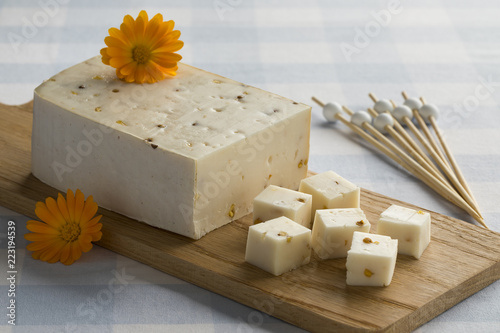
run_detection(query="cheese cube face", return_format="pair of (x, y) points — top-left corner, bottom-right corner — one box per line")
(31, 56), (311, 239)
(311, 208), (371, 259)
(245, 216), (312, 276)
(299, 171), (360, 220)
(377, 205), (431, 259)
(253, 185), (312, 228)
(346, 231), (398, 287)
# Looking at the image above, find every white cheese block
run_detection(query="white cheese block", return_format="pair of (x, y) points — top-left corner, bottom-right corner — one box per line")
(377, 205), (431, 259)
(31, 56), (311, 239)
(253, 185), (312, 228)
(311, 208), (370, 259)
(299, 170), (360, 220)
(346, 231), (398, 287)
(245, 216), (312, 276)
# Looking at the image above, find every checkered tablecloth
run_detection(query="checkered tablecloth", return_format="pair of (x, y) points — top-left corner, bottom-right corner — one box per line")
(1, 0), (500, 332)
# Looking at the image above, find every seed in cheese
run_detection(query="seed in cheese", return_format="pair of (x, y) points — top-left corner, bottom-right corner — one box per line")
(253, 185), (312, 228)
(245, 216), (312, 276)
(299, 171), (360, 220)
(31, 56), (311, 239)
(377, 205), (431, 259)
(311, 208), (371, 259)
(346, 231), (398, 286)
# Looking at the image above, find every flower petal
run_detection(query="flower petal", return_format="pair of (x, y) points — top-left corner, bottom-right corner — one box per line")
(143, 14), (162, 47)
(145, 62), (166, 83)
(83, 223), (103, 235)
(59, 242), (71, 264)
(31, 250), (43, 260)
(62, 257), (75, 266)
(135, 65), (146, 83)
(150, 31), (181, 51)
(151, 52), (182, 63)
(79, 234), (93, 253)
(26, 220), (59, 234)
(34, 203), (61, 228)
(57, 193), (71, 223)
(100, 48), (111, 65)
(119, 62), (138, 76)
(138, 10), (149, 24)
(27, 239), (57, 252)
(91, 231), (103, 242)
(46, 196), (67, 225)
(163, 20), (175, 35)
(24, 232), (57, 242)
(74, 189), (85, 223)
(154, 40), (184, 53)
(66, 189), (76, 222)
(104, 36), (128, 49)
(39, 240), (65, 263)
(135, 14), (146, 38)
(70, 241), (83, 262)
(80, 241), (93, 253)
(108, 27), (129, 44)
(120, 15), (136, 44)
(106, 46), (130, 57)
(110, 56), (133, 69)
(79, 196), (98, 225)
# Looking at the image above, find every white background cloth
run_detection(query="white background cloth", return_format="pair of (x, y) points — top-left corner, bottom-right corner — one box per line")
(1, 0), (499, 332)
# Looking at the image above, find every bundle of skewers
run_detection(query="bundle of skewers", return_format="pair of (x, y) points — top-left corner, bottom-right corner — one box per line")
(312, 92), (486, 228)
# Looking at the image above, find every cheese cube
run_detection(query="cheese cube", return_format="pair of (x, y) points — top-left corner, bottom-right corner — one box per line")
(299, 171), (360, 220)
(253, 185), (312, 228)
(377, 205), (431, 259)
(245, 216), (312, 276)
(31, 56), (311, 239)
(311, 208), (371, 259)
(346, 231), (398, 286)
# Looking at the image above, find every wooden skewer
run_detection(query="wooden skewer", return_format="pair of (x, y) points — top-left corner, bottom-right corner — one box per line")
(355, 121), (484, 223)
(366, 94), (448, 187)
(388, 99), (440, 174)
(311, 96), (325, 108)
(366, 108), (453, 191)
(412, 100), (449, 171)
(419, 96), (480, 210)
(312, 97), (486, 228)
(387, 99), (435, 168)
(399, 94), (470, 187)
(410, 108), (482, 217)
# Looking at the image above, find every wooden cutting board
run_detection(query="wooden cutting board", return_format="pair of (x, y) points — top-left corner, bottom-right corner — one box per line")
(1, 101), (500, 332)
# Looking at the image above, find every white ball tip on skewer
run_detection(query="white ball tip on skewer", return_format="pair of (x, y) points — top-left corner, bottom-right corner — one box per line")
(351, 110), (372, 128)
(403, 97), (423, 111)
(373, 113), (394, 134)
(419, 104), (440, 123)
(322, 102), (343, 123)
(373, 99), (394, 113)
(392, 105), (412, 122)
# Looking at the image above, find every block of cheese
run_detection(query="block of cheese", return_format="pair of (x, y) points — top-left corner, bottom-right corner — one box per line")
(245, 216), (312, 276)
(31, 56), (311, 239)
(299, 170), (360, 220)
(346, 231), (398, 287)
(311, 208), (371, 259)
(377, 205), (431, 259)
(253, 185), (312, 228)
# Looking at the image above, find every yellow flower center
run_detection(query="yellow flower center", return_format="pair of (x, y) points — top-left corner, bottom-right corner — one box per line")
(132, 45), (151, 65)
(60, 222), (81, 243)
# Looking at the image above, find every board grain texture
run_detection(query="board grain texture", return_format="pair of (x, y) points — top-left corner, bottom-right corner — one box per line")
(1, 102), (500, 333)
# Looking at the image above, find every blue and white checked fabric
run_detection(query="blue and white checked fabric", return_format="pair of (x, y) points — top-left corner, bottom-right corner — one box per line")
(1, 0), (500, 332)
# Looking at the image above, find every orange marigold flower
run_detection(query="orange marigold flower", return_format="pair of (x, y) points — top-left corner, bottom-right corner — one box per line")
(100, 10), (184, 84)
(24, 189), (103, 265)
